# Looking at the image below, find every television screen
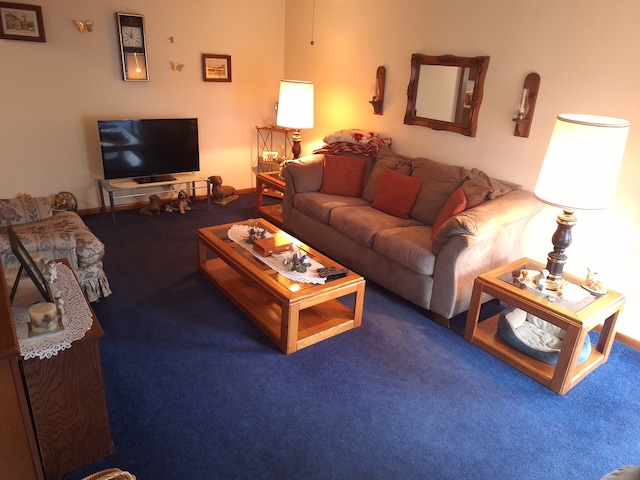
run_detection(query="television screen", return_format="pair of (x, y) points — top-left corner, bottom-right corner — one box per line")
(98, 118), (200, 183)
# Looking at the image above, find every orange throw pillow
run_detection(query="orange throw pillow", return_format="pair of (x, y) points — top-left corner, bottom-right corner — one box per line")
(320, 155), (367, 197)
(372, 168), (422, 219)
(431, 187), (467, 238)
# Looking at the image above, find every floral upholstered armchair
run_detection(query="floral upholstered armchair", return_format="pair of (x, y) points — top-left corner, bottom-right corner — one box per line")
(0, 196), (111, 302)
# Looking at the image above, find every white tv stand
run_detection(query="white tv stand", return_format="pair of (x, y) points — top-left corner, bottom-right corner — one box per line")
(98, 173), (211, 225)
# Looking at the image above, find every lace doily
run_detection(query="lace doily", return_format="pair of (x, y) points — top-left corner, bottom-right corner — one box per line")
(227, 224), (327, 284)
(13, 262), (94, 360)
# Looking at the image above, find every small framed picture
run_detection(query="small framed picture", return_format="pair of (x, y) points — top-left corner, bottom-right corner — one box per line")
(202, 54), (231, 82)
(0, 2), (46, 42)
(262, 151), (279, 163)
(8, 227), (53, 304)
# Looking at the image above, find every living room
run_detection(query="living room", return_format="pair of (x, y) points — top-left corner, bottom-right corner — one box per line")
(2, 2), (640, 479)
(2, 0), (638, 343)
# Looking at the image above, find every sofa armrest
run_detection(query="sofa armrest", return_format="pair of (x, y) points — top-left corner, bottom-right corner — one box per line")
(283, 154), (325, 194)
(432, 189), (542, 254)
(282, 154), (325, 226)
(429, 189), (544, 319)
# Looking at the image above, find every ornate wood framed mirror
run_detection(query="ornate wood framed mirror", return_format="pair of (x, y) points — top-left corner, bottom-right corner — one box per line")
(404, 54), (490, 137)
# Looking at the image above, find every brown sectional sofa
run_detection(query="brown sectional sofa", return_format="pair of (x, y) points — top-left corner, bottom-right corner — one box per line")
(282, 146), (544, 327)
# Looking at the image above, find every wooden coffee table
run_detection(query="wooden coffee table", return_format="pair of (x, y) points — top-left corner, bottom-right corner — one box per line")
(196, 218), (365, 354)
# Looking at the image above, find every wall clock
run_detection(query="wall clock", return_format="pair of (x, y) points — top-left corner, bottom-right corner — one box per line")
(116, 13), (148, 82)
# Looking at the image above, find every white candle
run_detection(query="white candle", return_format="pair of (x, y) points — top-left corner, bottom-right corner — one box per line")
(518, 88), (529, 118)
(28, 302), (59, 333)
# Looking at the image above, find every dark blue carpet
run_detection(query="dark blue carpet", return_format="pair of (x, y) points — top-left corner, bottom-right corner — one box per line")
(63, 195), (640, 480)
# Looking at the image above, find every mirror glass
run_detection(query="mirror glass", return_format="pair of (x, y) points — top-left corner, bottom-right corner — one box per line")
(404, 54), (490, 137)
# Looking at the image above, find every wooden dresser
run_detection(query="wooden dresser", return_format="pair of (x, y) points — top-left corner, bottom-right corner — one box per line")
(0, 263), (114, 479)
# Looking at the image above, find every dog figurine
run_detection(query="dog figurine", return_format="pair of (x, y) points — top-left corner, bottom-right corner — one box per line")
(208, 175), (239, 205)
(139, 194), (162, 215)
(164, 190), (191, 214)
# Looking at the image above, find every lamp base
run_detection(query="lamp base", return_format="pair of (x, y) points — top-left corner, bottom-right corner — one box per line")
(544, 209), (577, 290)
(291, 129), (302, 159)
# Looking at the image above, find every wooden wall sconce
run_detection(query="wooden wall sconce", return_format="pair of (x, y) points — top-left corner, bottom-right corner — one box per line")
(369, 66), (386, 115)
(513, 72), (540, 137)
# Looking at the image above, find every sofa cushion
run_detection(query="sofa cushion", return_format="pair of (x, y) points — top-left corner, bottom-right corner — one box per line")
(372, 168), (422, 219)
(284, 154), (325, 193)
(320, 155), (367, 197)
(0, 228), (78, 272)
(409, 157), (469, 226)
(330, 206), (421, 248)
(294, 192), (370, 225)
(432, 187), (467, 238)
(362, 147), (413, 202)
(462, 169), (513, 208)
(372, 226), (436, 275)
(0, 197), (52, 227)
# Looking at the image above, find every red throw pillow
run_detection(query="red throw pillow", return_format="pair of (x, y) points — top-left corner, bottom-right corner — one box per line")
(320, 155), (367, 197)
(431, 187), (467, 238)
(372, 168), (422, 219)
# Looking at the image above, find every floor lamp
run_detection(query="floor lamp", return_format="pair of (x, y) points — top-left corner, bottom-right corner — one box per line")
(276, 80), (314, 159)
(534, 114), (630, 290)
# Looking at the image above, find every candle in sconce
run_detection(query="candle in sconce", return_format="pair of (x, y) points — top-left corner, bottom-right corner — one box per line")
(516, 88), (529, 120)
(370, 82), (378, 101)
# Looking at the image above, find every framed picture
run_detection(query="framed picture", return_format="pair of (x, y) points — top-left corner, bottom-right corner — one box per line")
(0, 2), (45, 42)
(202, 54), (231, 82)
(8, 227), (53, 304)
(262, 151), (279, 163)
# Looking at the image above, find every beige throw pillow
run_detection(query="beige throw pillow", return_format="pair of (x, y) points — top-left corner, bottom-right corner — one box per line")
(362, 146), (413, 202)
(462, 169), (513, 208)
(409, 157), (469, 225)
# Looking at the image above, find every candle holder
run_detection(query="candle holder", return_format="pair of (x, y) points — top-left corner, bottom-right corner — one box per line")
(369, 66), (386, 115)
(513, 72), (540, 138)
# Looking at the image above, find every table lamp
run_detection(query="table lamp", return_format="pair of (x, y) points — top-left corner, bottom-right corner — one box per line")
(276, 80), (314, 159)
(534, 113), (630, 290)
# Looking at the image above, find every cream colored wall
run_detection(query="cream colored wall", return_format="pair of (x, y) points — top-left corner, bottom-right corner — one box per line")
(0, 0), (285, 207)
(284, 0), (640, 340)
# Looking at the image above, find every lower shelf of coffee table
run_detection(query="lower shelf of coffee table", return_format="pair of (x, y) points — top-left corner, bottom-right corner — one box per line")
(201, 258), (358, 352)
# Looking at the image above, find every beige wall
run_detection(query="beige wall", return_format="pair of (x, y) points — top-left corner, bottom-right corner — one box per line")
(284, 0), (640, 340)
(2, 0), (639, 340)
(0, 0), (285, 206)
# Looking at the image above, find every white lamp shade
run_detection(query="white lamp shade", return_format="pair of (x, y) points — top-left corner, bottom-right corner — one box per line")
(534, 114), (630, 210)
(276, 80), (314, 129)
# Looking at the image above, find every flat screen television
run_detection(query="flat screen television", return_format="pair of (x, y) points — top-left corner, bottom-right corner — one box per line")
(97, 118), (200, 184)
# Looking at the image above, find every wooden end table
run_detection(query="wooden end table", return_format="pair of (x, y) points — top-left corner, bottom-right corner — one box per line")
(464, 257), (625, 395)
(256, 171), (285, 227)
(1, 260), (113, 479)
(197, 218), (365, 354)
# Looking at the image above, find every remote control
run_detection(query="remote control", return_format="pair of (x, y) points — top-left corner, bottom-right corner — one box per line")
(317, 267), (348, 279)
